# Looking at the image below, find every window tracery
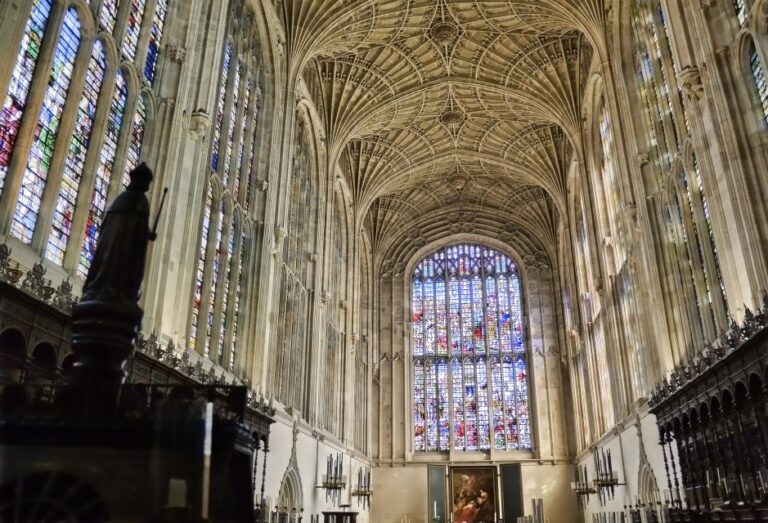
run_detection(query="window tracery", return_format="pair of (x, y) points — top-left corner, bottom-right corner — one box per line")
(271, 114), (315, 417)
(0, 0), (52, 198)
(189, 5), (261, 371)
(734, 0), (749, 27)
(143, 0), (168, 84)
(46, 40), (106, 265)
(0, 0), (169, 276)
(748, 40), (768, 125)
(12, 7), (81, 246)
(631, 0), (728, 355)
(411, 244), (531, 452)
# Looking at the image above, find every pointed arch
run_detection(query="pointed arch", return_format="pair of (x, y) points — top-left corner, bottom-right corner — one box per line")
(410, 242), (532, 452)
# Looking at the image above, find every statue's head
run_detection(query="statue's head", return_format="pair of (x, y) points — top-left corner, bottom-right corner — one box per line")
(127, 163), (154, 192)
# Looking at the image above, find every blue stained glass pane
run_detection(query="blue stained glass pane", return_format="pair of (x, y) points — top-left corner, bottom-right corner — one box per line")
(0, 0), (52, 198)
(750, 43), (768, 125)
(122, 0), (146, 62)
(452, 358), (464, 450)
(99, 0), (119, 33)
(491, 358), (505, 450)
(414, 360), (426, 451)
(205, 202), (224, 358)
(45, 40), (106, 265)
(734, 0), (748, 26)
(233, 79), (251, 201)
(217, 216), (236, 362)
(123, 94), (147, 184)
(437, 359), (450, 450)
(210, 43), (231, 171)
(245, 86), (260, 208)
(231, 232), (246, 369)
(12, 7), (80, 245)
(143, 0), (168, 84)
(222, 62), (241, 187)
(412, 279), (424, 356)
(78, 71), (127, 278)
(190, 186), (212, 350)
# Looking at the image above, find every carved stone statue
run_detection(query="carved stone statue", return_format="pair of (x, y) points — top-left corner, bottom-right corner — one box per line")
(70, 163), (156, 393)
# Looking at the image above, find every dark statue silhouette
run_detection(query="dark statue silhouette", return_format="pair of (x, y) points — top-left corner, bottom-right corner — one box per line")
(70, 163), (159, 395)
(81, 163), (153, 305)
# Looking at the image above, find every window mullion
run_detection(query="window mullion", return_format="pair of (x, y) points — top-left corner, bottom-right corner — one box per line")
(222, 223), (244, 368)
(61, 52), (116, 271)
(112, 0), (133, 55)
(445, 266), (453, 452)
(133, 0), (158, 80)
(0, 3), (66, 233)
(194, 192), (222, 356)
(32, 36), (96, 255)
(105, 72), (139, 201)
(0, 0), (38, 116)
(210, 211), (234, 364)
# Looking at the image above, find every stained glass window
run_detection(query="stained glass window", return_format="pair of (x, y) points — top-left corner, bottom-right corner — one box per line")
(245, 90), (260, 207)
(211, 42), (231, 171)
(412, 244), (531, 452)
(46, 40), (106, 264)
(124, 93), (147, 184)
(734, 0), (749, 26)
(190, 186), (212, 350)
(143, 0), (168, 84)
(749, 41), (768, 125)
(217, 216), (236, 361)
(231, 231), (246, 369)
(79, 70), (127, 278)
(233, 80), (251, 200)
(12, 7), (81, 244)
(122, 0), (146, 62)
(632, 0), (728, 345)
(0, 0), (52, 198)
(222, 62), (242, 187)
(205, 202), (225, 357)
(99, 0), (119, 33)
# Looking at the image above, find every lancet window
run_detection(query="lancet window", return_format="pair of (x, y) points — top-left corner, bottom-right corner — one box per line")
(411, 244), (531, 452)
(631, 0), (728, 355)
(734, 0), (749, 27)
(0, 0), (169, 276)
(594, 98), (625, 270)
(748, 40), (768, 125)
(271, 114), (315, 416)
(189, 3), (261, 372)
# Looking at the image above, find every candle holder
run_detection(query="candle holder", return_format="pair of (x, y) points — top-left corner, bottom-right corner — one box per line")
(571, 465), (597, 507)
(592, 448), (625, 506)
(351, 465), (373, 509)
(318, 453), (347, 506)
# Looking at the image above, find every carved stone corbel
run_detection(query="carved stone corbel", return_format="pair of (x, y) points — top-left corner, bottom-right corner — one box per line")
(188, 109), (211, 140)
(677, 65), (704, 101)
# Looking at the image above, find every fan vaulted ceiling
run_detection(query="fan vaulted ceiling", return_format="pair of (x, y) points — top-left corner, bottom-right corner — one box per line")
(274, 0), (607, 260)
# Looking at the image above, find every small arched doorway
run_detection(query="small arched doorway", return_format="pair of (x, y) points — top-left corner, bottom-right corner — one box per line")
(276, 466), (303, 523)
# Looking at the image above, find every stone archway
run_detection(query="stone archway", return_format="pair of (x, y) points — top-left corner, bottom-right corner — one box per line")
(277, 466), (303, 523)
